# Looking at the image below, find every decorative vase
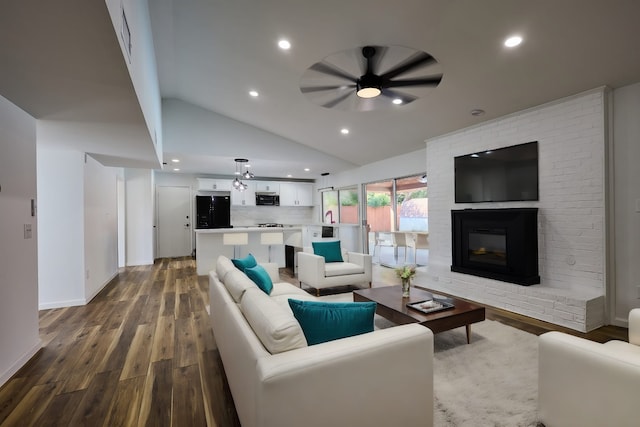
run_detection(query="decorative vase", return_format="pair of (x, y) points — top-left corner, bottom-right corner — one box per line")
(402, 278), (411, 297)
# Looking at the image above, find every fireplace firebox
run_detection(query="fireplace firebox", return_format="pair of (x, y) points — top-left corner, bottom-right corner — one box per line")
(451, 208), (539, 285)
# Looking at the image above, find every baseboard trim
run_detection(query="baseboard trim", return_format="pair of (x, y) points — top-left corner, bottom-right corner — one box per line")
(0, 340), (42, 387)
(39, 298), (85, 310)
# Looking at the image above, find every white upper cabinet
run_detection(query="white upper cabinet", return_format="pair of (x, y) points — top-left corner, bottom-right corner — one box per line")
(255, 181), (280, 194)
(230, 181), (256, 206)
(280, 182), (314, 206)
(197, 178), (232, 192)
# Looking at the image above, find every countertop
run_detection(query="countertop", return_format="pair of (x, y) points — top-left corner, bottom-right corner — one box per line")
(195, 226), (302, 234)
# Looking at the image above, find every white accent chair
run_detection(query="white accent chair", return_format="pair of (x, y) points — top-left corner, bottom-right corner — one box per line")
(538, 308), (640, 427)
(297, 246), (372, 296)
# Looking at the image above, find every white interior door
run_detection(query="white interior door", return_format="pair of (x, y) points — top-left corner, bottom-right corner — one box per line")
(157, 186), (192, 258)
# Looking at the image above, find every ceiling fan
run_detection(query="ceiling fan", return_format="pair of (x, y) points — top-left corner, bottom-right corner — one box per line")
(300, 45), (443, 111)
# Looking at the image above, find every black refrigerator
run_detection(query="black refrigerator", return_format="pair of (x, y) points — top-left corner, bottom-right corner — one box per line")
(196, 195), (231, 229)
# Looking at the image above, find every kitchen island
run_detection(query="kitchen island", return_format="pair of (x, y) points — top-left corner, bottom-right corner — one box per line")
(195, 227), (303, 275)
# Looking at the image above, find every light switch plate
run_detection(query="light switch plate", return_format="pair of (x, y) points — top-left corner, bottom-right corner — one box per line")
(24, 224), (32, 239)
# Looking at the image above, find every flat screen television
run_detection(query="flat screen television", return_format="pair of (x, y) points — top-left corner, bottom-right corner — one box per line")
(454, 141), (539, 203)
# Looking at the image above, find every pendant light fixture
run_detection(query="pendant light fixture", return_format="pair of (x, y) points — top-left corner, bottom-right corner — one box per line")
(232, 158), (253, 191)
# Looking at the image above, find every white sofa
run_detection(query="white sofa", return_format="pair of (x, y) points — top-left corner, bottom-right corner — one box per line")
(209, 255), (433, 427)
(298, 247), (372, 296)
(538, 308), (640, 427)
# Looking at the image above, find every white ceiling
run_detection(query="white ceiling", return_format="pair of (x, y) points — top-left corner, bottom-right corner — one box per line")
(2, 1), (640, 179)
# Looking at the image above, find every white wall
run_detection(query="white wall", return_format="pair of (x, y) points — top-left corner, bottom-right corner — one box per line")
(105, 0), (163, 162)
(612, 82), (640, 324)
(37, 149), (122, 308)
(0, 95), (41, 386)
(126, 168), (155, 265)
(325, 148), (427, 189)
(84, 155), (121, 301)
(426, 89), (607, 332)
(37, 148), (85, 308)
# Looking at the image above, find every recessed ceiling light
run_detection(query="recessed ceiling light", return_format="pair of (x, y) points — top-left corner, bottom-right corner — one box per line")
(504, 35), (523, 48)
(304, 168), (310, 172)
(392, 98), (403, 105)
(278, 39), (291, 50)
(173, 168), (180, 171)
(249, 90), (259, 97)
(171, 158), (180, 163)
(471, 154), (480, 158)
(340, 128), (349, 135)
(287, 174), (292, 178)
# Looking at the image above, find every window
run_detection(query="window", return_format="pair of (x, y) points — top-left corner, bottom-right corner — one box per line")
(339, 188), (359, 224)
(321, 187), (359, 224)
(322, 190), (338, 224)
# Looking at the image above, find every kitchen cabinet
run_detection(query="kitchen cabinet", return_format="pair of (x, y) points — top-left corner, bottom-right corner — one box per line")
(230, 181), (256, 206)
(197, 178), (232, 192)
(255, 181), (280, 194)
(280, 182), (313, 206)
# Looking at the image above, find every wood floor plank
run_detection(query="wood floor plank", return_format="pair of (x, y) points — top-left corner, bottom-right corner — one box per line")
(198, 349), (241, 427)
(172, 364), (207, 426)
(102, 300), (132, 331)
(61, 328), (119, 393)
(160, 291), (175, 317)
(68, 370), (121, 426)
(150, 315), (175, 362)
(120, 324), (156, 380)
(193, 310), (217, 353)
(0, 376), (40, 424)
(0, 381), (63, 427)
(137, 359), (173, 427)
(175, 317), (198, 368)
(36, 326), (102, 386)
(31, 389), (85, 427)
(102, 376), (146, 427)
(176, 291), (192, 319)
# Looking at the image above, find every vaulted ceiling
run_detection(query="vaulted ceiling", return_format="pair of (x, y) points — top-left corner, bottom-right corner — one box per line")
(2, 1), (640, 179)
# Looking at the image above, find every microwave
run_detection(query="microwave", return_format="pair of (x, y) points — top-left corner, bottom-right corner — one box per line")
(256, 194), (280, 206)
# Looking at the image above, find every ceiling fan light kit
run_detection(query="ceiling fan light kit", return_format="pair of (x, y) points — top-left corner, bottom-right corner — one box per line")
(300, 45), (443, 111)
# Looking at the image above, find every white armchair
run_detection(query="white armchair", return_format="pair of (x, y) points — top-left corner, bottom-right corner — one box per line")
(298, 247), (372, 296)
(538, 308), (640, 427)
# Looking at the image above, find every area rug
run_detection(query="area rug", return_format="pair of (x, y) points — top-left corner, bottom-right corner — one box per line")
(319, 293), (541, 427)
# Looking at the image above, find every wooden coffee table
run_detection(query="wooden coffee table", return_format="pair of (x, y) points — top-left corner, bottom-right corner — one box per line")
(353, 285), (486, 344)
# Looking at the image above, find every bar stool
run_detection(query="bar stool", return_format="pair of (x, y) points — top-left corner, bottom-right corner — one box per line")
(223, 232), (248, 258)
(260, 232), (284, 262)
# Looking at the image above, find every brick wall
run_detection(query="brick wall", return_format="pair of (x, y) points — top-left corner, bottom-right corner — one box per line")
(425, 89), (607, 332)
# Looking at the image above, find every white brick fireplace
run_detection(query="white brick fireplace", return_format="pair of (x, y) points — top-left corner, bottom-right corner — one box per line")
(425, 88), (607, 332)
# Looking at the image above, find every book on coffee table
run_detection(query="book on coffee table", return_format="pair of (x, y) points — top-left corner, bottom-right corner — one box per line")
(406, 298), (454, 315)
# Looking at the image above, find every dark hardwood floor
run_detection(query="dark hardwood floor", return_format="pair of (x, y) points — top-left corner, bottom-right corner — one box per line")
(0, 258), (627, 426)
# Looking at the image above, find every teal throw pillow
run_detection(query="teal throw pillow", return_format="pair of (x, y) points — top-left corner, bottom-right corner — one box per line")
(232, 253), (257, 271)
(244, 265), (273, 295)
(312, 241), (343, 263)
(287, 299), (376, 345)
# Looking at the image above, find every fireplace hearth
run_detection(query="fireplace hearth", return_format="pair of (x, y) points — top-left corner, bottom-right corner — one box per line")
(451, 208), (539, 285)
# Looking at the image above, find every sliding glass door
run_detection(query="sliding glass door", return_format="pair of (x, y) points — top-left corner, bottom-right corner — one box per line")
(364, 174), (428, 266)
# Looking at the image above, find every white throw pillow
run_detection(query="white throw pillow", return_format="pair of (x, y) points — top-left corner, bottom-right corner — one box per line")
(224, 269), (257, 302)
(216, 256), (236, 282)
(240, 287), (308, 354)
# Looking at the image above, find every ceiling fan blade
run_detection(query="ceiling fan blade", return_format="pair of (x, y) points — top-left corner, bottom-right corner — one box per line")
(309, 61), (357, 82)
(380, 52), (437, 81)
(300, 84), (355, 94)
(380, 88), (418, 104)
(386, 75), (443, 88)
(322, 91), (353, 109)
(367, 45), (387, 75)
